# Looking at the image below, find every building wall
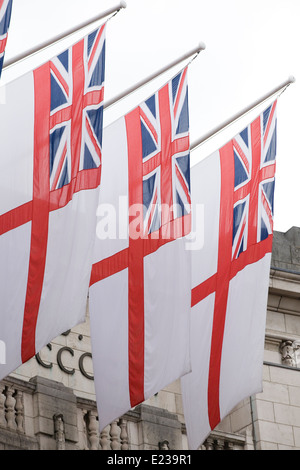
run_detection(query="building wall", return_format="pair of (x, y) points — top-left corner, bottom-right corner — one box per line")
(0, 227), (300, 450)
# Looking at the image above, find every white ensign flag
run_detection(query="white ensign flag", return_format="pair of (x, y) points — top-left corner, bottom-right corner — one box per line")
(182, 101), (277, 449)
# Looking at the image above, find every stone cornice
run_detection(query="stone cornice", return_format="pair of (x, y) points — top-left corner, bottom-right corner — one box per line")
(269, 266), (300, 298)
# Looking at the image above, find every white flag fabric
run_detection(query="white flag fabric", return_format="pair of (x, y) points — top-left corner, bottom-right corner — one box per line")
(89, 68), (192, 431)
(181, 101), (277, 449)
(0, 24), (106, 378)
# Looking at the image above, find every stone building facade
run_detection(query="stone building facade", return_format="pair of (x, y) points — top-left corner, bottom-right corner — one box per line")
(0, 227), (299, 450)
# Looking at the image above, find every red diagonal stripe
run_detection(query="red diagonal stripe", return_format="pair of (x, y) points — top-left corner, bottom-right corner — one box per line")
(85, 116), (101, 160)
(145, 189), (158, 235)
(50, 62), (69, 98)
(175, 163), (191, 205)
(90, 248), (129, 285)
(263, 100), (277, 146)
(0, 202), (32, 236)
(174, 67), (187, 119)
(139, 106), (158, 144)
(232, 214), (246, 260)
(233, 138), (250, 174)
(191, 274), (217, 307)
(88, 23), (105, 71)
(261, 188), (273, 230)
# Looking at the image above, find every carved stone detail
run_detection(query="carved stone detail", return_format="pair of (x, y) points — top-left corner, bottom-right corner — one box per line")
(5, 386), (16, 430)
(280, 339), (300, 367)
(119, 418), (129, 450)
(110, 420), (121, 450)
(100, 425), (110, 450)
(14, 390), (24, 433)
(87, 410), (99, 450)
(53, 413), (66, 450)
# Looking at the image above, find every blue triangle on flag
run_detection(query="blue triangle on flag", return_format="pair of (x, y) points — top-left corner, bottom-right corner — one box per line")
(263, 105), (272, 133)
(176, 190), (189, 217)
(145, 95), (156, 118)
(260, 217), (269, 241)
(87, 30), (98, 56)
(176, 93), (189, 135)
(87, 107), (103, 147)
(238, 235), (245, 257)
(264, 123), (277, 163)
(233, 201), (246, 242)
(50, 126), (66, 175)
(57, 159), (69, 189)
(143, 173), (156, 210)
(150, 205), (161, 233)
(84, 145), (97, 170)
(141, 120), (157, 159)
(172, 72), (181, 103)
(176, 154), (190, 191)
(0, 0), (12, 36)
(262, 180), (275, 213)
(57, 50), (69, 72)
(51, 74), (68, 111)
(89, 40), (105, 87)
(239, 127), (249, 148)
(234, 150), (248, 187)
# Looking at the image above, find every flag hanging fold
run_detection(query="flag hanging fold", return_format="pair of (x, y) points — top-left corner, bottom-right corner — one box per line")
(0, 0), (12, 77)
(89, 67), (192, 431)
(181, 101), (277, 449)
(0, 23), (106, 379)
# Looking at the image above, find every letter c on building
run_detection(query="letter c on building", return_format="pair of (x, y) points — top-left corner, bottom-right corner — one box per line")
(79, 352), (94, 380)
(57, 346), (75, 375)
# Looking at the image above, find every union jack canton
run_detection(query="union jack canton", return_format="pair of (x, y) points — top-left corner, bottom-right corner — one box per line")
(232, 101), (277, 260)
(49, 24), (105, 193)
(0, 0), (13, 76)
(140, 68), (191, 236)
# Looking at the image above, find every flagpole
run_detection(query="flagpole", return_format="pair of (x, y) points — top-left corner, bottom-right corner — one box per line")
(190, 75), (296, 151)
(3, 1), (127, 70)
(103, 42), (206, 109)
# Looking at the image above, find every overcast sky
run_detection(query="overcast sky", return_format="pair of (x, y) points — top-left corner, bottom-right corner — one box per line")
(2, 0), (300, 233)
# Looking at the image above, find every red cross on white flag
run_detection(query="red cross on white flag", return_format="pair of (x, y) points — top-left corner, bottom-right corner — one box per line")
(0, 24), (106, 379)
(89, 67), (192, 431)
(181, 101), (277, 449)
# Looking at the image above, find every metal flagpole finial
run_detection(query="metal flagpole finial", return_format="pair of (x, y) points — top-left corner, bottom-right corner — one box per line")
(188, 42), (206, 64)
(190, 75), (296, 152)
(104, 41), (206, 109)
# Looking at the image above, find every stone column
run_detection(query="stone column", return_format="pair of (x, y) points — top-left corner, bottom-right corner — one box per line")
(133, 404), (183, 450)
(30, 376), (79, 450)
